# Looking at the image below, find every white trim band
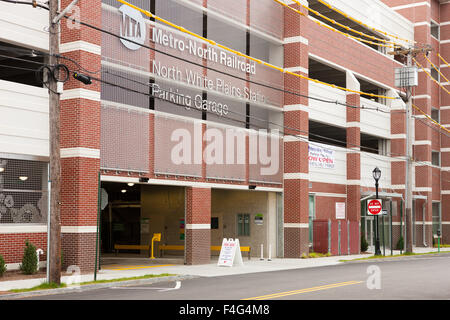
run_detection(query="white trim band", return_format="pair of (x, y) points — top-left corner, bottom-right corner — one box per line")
(284, 36), (308, 45)
(285, 66), (308, 74)
(60, 40), (101, 55)
(60, 88), (101, 102)
(0, 224), (47, 234)
(284, 173), (309, 180)
(284, 223), (309, 228)
(61, 226), (97, 233)
(61, 147), (100, 159)
(185, 224), (210, 230)
(284, 104), (309, 112)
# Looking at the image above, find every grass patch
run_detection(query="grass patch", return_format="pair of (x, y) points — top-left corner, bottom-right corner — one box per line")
(301, 252), (331, 259)
(78, 273), (175, 286)
(339, 250), (449, 262)
(434, 244), (450, 248)
(10, 282), (67, 293)
(9, 273), (176, 293)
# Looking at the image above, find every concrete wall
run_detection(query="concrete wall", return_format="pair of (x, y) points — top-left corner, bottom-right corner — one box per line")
(140, 185), (185, 252)
(211, 189), (277, 258)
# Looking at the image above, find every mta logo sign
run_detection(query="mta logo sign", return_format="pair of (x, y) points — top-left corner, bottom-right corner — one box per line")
(119, 5), (146, 50)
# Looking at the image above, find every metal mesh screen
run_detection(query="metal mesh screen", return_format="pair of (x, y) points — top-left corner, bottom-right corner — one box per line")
(248, 131), (283, 184)
(100, 104), (150, 172)
(250, 0), (283, 40)
(205, 124), (246, 181)
(0, 158), (48, 224)
(154, 113), (202, 177)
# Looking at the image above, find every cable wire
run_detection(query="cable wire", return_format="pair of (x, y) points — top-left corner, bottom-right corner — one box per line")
(116, 0), (398, 101)
(274, 0), (400, 49)
(316, 0), (415, 45)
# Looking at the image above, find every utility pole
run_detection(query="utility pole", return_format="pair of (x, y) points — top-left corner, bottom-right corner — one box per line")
(390, 45), (432, 254)
(48, 0), (62, 284)
(405, 52), (413, 254)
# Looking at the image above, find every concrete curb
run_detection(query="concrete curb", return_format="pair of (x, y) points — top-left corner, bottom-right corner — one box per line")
(0, 274), (198, 300)
(339, 250), (450, 264)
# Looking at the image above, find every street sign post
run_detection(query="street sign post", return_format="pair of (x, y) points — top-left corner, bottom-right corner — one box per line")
(367, 199), (383, 216)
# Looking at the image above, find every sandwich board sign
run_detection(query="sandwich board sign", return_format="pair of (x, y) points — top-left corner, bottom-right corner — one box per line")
(218, 238), (244, 267)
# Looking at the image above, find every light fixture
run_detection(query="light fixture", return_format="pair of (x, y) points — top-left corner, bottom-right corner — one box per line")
(0, 167), (4, 173)
(372, 167), (381, 182)
(121, 189), (127, 193)
(127, 183), (135, 187)
(19, 176), (28, 181)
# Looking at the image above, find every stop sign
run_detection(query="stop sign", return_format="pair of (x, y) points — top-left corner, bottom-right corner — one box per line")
(367, 199), (383, 215)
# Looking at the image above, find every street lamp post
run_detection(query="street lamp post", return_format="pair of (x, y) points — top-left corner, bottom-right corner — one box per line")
(373, 167), (382, 256)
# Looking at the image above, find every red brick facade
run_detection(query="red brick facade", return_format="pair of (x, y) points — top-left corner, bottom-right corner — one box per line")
(3, 0), (450, 273)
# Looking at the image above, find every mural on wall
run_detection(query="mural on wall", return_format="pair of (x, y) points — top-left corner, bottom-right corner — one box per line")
(0, 159), (47, 224)
(0, 193), (46, 223)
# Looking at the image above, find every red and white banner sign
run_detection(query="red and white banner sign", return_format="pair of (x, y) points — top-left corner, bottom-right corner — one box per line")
(367, 199), (383, 215)
(308, 145), (335, 169)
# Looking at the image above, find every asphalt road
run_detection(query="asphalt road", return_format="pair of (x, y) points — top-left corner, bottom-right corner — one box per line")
(21, 252), (450, 300)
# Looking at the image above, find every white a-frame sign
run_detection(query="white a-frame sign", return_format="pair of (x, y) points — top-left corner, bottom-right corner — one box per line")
(217, 238), (244, 267)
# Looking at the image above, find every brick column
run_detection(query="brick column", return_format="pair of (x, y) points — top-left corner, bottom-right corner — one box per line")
(413, 13), (434, 247)
(185, 187), (211, 264)
(440, 1), (450, 244)
(389, 89), (407, 247)
(59, 0), (102, 272)
(283, 1), (309, 257)
(345, 71), (361, 254)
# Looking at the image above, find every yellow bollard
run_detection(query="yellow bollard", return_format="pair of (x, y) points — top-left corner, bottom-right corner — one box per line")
(150, 233), (161, 259)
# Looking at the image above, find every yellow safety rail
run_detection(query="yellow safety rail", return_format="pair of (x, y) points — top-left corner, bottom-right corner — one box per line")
(150, 233), (161, 259)
(438, 53), (450, 68)
(316, 0), (415, 45)
(274, 0), (398, 49)
(412, 103), (450, 134)
(423, 53), (450, 84)
(413, 57), (450, 95)
(289, 0), (400, 47)
(117, 0), (397, 101)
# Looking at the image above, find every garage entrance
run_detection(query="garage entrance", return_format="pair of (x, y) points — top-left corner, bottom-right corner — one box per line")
(100, 183), (185, 261)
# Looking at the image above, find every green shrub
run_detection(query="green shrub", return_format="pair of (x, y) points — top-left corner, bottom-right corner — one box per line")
(20, 240), (38, 275)
(360, 234), (369, 252)
(396, 236), (404, 251)
(0, 254), (6, 277)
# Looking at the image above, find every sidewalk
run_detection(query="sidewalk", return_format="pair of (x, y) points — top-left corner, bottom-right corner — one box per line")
(1, 247), (448, 298)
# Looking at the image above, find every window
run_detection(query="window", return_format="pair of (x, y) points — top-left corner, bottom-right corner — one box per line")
(211, 217), (219, 229)
(308, 195), (315, 245)
(237, 213), (250, 236)
(431, 21), (440, 40)
(431, 108), (440, 122)
(432, 151), (440, 166)
(432, 202), (441, 236)
(431, 67), (440, 82)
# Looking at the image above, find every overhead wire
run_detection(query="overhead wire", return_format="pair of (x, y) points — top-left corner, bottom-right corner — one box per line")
(423, 53), (450, 84)
(289, 0), (400, 46)
(0, 0), (401, 101)
(116, 0), (398, 101)
(412, 56), (450, 95)
(47, 5), (398, 115)
(4, 0), (447, 173)
(316, 0), (415, 45)
(274, 0), (400, 49)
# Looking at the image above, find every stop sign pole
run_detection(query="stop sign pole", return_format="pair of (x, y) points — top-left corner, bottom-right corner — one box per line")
(372, 167), (382, 256)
